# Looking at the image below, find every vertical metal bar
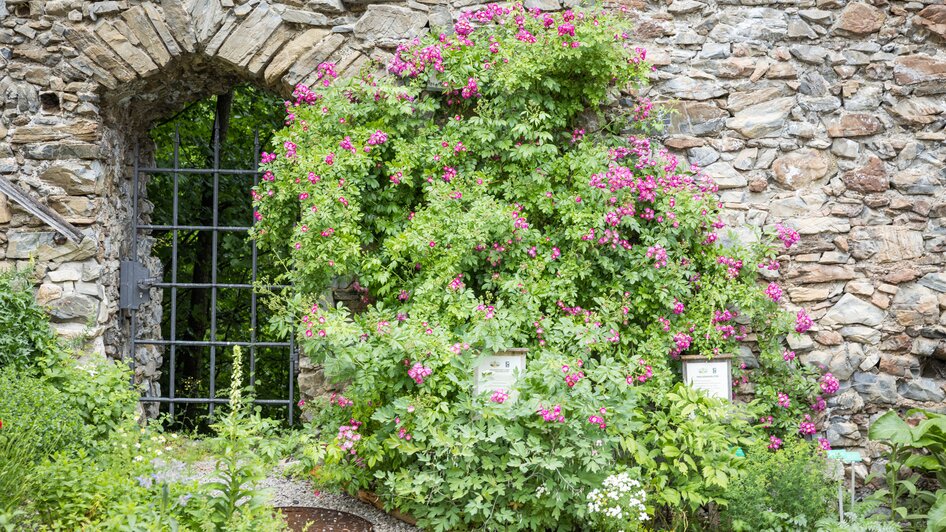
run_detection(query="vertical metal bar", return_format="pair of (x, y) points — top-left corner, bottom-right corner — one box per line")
(250, 129), (259, 391)
(169, 126), (180, 420)
(208, 112), (220, 419)
(129, 140), (139, 388)
(288, 334), (296, 425)
(850, 464), (855, 512)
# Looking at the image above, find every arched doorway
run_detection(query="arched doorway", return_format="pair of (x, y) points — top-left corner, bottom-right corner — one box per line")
(120, 84), (296, 428)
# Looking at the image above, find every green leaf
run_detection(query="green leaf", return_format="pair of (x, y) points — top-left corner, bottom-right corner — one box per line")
(926, 493), (946, 532)
(869, 410), (914, 445)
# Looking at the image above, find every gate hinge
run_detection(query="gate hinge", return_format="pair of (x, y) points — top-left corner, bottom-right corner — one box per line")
(120, 260), (157, 310)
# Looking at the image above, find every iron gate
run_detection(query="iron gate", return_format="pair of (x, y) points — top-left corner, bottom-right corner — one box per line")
(121, 120), (298, 424)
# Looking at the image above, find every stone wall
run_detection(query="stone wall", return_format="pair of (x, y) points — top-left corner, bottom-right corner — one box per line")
(1, 0), (945, 473)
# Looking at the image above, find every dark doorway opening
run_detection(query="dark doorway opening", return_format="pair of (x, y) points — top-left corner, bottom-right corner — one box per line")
(128, 85), (297, 429)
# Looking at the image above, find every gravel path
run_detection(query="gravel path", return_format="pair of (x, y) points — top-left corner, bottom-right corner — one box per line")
(184, 460), (420, 532)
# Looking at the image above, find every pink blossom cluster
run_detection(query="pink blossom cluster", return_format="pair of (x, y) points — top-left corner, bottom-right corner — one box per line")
(775, 223), (800, 249)
(764, 282), (783, 302)
(632, 97), (654, 121)
(449, 342), (471, 354)
(812, 396), (827, 411)
(314, 62), (338, 86)
(490, 389), (509, 404)
(717, 256), (743, 278)
(260, 151), (276, 164)
(562, 363), (585, 388)
(818, 437), (831, 450)
(538, 404), (565, 423)
(627, 359), (653, 384)
(768, 434), (782, 450)
(284, 141), (297, 159)
(588, 413), (606, 430)
(442, 166), (457, 182)
(337, 419), (363, 455)
(646, 244), (668, 268)
(449, 275), (464, 291)
(777, 392), (791, 408)
(407, 362), (432, 384)
(475, 304), (495, 319)
(820, 373), (840, 395)
(795, 309), (813, 333)
(368, 130), (388, 145)
(798, 414), (816, 436)
(460, 77), (479, 99)
(669, 332), (692, 358)
(758, 259), (780, 271)
(329, 392), (353, 407)
(712, 309), (737, 340)
(397, 427), (412, 440)
(389, 39), (445, 77)
(290, 83), (320, 107)
(672, 299), (685, 315)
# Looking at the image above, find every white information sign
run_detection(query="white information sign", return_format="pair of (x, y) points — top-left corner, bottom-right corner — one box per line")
(474, 351), (527, 401)
(682, 356), (732, 401)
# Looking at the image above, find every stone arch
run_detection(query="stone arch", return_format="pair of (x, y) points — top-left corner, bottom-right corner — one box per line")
(4, 0), (438, 402)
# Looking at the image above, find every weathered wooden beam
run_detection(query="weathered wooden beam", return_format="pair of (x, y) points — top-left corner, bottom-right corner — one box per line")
(0, 175), (85, 245)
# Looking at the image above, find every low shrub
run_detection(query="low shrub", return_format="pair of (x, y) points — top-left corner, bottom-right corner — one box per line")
(723, 438), (838, 531)
(41, 350), (139, 443)
(0, 367), (88, 512)
(0, 268), (59, 369)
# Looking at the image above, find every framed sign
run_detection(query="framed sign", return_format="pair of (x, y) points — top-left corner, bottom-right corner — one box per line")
(682, 355), (732, 401)
(474, 348), (527, 401)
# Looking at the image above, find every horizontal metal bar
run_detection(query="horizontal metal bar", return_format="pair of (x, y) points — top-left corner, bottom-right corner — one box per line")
(134, 339), (291, 348)
(138, 167), (259, 176)
(139, 224), (252, 232)
(151, 282), (289, 289)
(140, 397), (292, 405)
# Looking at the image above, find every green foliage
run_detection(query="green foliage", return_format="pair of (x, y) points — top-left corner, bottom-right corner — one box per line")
(634, 384), (754, 528)
(253, 5), (824, 530)
(868, 410), (946, 531)
(723, 438), (838, 531)
(816, 500), (902, 532)
(40, 351), (139, 443)
(14, 353), (285, 531)
(0, 368), (88, 512)
(0, 268), (59, 369)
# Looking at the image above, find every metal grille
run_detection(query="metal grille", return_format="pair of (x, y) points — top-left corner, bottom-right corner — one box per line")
(124, 120), (297, 424)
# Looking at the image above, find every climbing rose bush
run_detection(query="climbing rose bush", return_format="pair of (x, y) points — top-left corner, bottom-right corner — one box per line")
(253, 4), (831, 529)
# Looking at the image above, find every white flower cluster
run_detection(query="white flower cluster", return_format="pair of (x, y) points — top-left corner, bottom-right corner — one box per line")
(586, 472), (649, 526)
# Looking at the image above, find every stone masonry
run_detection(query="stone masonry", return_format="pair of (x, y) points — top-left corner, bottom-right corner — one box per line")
(1, 0), (944, 475)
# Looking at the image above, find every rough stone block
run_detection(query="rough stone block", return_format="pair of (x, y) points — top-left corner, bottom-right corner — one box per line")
(217, 2), (284, 67)
(263, 27), (329, 84)
(852, 372), (899, 404)
(6, 231), (96, 262)
(849, 226), (924, 263)
(353, 5), (427, 44)
(893, 54), (946, 86)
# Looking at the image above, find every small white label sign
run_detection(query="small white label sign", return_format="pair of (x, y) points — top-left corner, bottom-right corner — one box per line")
(683, 360), (731, 400)
(474, 354), (526, 400)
